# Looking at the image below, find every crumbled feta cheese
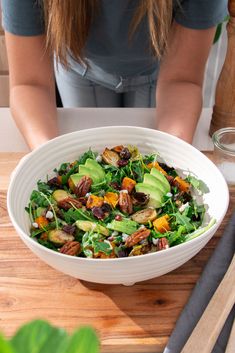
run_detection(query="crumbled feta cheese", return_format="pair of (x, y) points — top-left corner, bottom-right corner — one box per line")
(96, 155), (102, 163)
(152, 238), (159, 245)
(122, 233), (129, 242)
(179, 202), (189, 213)
(45, 210), (54, 219)
(32, 222), (39, 228)
(166, 192), (172, 197)
(138, 225), (146, 230)
(85, 192), (91, 197)
(120, 189), (128, 194)
(111, 231), (119, 236)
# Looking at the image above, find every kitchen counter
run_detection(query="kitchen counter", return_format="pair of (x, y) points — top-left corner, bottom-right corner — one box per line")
(1, 107), (232, 352)
(0, 107), (214, 152)
(0, 150), (234, 353)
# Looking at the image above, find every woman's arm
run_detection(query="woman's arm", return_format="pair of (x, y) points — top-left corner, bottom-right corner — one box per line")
(5, 32), (58, 150)
(156, 21), (216, 143)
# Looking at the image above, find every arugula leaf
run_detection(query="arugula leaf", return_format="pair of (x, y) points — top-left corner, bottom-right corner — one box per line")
(63, 209), (95, 224)
(93, 241), (112, 255)
(78, 149), (97, 164)
(37, 180), (52, 195)
(55, 162), (70, 175)
(30, 228), (44, 238)
(186, 176), (209, 193)
(185, 218), (216, 242)
(30, 191), (50, 208)
(167, 225), (187, 245)
(174, 212), (195, 232)
(61, 162), (80, 185)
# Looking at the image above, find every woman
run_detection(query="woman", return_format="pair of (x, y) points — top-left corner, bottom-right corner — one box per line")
(1, 0), (227, 149)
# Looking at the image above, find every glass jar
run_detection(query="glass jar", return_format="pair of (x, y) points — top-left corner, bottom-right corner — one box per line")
(212, 127), (235, 185)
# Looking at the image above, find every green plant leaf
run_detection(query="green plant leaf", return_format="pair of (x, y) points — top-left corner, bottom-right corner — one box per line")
(10, 320), (68, 353)
(213, 23), (222, 44)
(213, 16), (229, 44)
(64, 327), (99, 353)
(0, 334), (15, 353)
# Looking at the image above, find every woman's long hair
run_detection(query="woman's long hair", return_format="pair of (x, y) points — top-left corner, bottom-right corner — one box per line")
(42, 0), (173, 66)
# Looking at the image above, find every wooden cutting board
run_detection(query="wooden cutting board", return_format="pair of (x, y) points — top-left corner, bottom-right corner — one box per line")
(0, 152), (234, 353)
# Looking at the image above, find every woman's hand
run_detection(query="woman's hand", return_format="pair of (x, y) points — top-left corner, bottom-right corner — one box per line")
(5, 32), (58, 150)
(156, 21), (216, 144)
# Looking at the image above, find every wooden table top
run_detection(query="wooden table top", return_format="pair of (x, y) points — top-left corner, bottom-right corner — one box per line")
(0, 152), (234, 353)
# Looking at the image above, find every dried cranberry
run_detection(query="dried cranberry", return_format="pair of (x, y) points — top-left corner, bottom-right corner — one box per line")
(110, 182), (121, 190)
(101, 203), (112, 213)
(118, 159), (129, 167)
(166, 175), (174, 185)
(62, 224), (76, 235)
(77, 197), (87, 206)
(179, 191), (192, 203)
(120, 147), (131, 160)
(117, 249), (128, 258)
(115, 214), (122, 221)
(47, 177), (61, 187)
(132, 192), (149, 206)
(159, 163), (175, 174)
(55, 208), (65, 219)
(92, 207), (105, 220)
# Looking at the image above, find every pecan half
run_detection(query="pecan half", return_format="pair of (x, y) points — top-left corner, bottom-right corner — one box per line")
(74, 176), (92, 197)
(119, 191), (133, 214)
(157, 237), (169, 251)
(58, 197), (82, 210)
(102, 148), (120, 167)
(59, 241), (81, 256)
(125, 228), (151, 247)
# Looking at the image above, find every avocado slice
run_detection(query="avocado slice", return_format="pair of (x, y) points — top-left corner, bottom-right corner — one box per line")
(85, 158), (105, 180)
(143, 174), (166, 195)
(69, 173), (86, 187)
(135, 183), (162, 208)
(76, 220), (109, 236)
(79, 165), (100, 183)
(150, 168), (170, 193)
(107, 219), (138, 235)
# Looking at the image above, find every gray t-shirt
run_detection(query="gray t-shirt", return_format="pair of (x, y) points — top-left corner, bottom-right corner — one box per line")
(1, 0), (228, 77)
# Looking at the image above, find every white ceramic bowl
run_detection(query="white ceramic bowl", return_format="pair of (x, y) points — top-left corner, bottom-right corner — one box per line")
(7, 127), (229, 285)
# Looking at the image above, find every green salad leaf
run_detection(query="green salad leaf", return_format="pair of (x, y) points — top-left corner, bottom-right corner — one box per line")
(0, 320), (99, 353)
(26, 145), (213, 259)
(186, 175), (209, 193)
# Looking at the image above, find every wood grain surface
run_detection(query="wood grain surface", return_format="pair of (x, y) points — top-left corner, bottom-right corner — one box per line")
(210, 0), (235, 135)
(0, 152), (234, 353)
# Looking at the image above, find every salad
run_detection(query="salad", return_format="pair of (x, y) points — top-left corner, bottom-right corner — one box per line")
(26, 145), (214, 259)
